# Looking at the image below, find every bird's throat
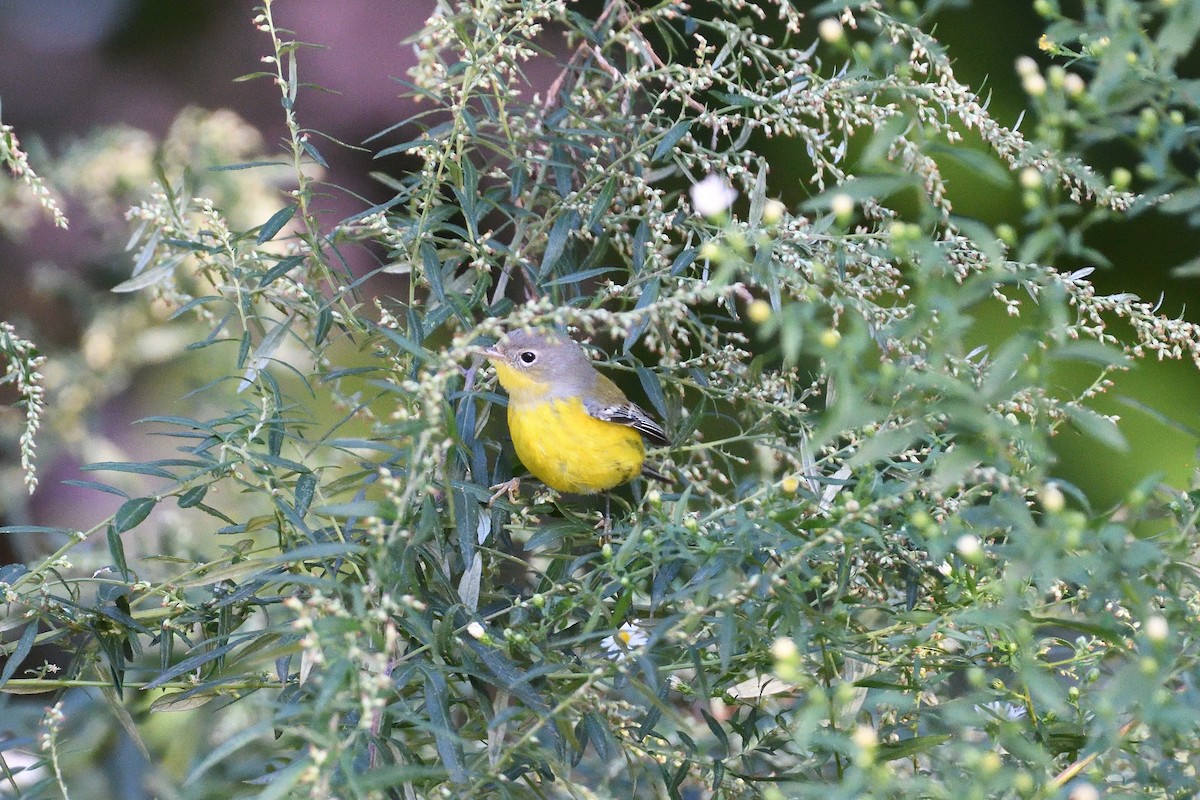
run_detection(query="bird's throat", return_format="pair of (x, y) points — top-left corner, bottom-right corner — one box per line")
(491, 361), (551, 405)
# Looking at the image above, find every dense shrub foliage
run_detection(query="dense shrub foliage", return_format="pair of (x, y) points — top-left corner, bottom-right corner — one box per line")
(3, 0), (1200, 798)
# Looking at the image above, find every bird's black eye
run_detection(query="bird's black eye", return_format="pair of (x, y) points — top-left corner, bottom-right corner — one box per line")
(519, 350), (537, 365)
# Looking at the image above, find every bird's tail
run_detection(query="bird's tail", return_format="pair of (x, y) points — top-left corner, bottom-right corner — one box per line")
(641, 462), (675, 484)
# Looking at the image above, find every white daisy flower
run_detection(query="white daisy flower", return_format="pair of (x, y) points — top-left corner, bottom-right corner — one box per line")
(976, 700), (1027, 721)
(602, 621), (649, 661)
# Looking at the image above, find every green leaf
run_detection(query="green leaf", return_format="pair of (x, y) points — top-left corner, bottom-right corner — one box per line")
(544, 266), (620, 287)
(622, 277), (659, 352)
(313, 501), (382, 519)
(586, 178), (618, 229)
(1064, 404), (1127, 451)
(168, 295), (223, 319)
(302, 139), (329, 168)
(653, 120), (692, 161)
(150, 690), (220, 712)
(718, 609), (735, 672)
(207, 160), (290, 171)
(422, 668), (467, 783)
(107, 524), (129, 578)
(294, 473), (317, 517)
(1156, 2), (1200, 57)
(420, 242), (445, 301)
(928, 144), (1011, 187)
(236, 329), (251, 369)
(0, 525), (75, 535)
(700, 707), (729, 753)
(711, 91), (757, 108)
(99, 683), (151, 760)
(464, 637), (562, 759)
(239, 314), (295, 391)
(670, 248), (698, 276)
(177, 485), (208, 508)
(748, 158), (768, 227)
(878, 734), (952, 762)
(0, 623), (39, 690)
(377, 326), (429, 363)
(183, 720), (279, 786)
(259, 255), (305, 287)
(374, 138), (434, 158)
(315, 306), (332, 346)
(111, 256), (186, 293)
(1017, 226), (1062, 263)
(802, 176), (916, 210)
(582, 713), (611, 760)
(632, 218), (649, 274)
(113, 497), (157, 534)
(255, 205), (296, 244)
(350, 765), (450, 790)
(635, 365), (669, 423)
(1048, 340), (1129, 368)
(143, 637), (243, 691)
(539, 212), (578, 276)
(1158, 186), (1200, 214)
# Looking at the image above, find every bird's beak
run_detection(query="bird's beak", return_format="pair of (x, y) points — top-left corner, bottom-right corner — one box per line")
(481, 346), (504, 362)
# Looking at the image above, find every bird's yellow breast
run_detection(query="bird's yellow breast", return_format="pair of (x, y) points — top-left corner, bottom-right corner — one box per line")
(507, 397), (645, 494)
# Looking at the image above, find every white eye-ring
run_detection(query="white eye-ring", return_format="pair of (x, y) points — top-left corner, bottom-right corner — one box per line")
(518, 350), (537, 365)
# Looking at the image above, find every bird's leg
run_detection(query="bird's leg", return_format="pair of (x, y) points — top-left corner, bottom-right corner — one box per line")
(597, 491), (613, 541)
(488, 477), (522, 505)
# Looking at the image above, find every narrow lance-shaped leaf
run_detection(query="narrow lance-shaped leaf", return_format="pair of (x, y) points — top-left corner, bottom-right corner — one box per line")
(653, 119), (692, 162)
(422, 669), (467, 783)
(239, 314), (295, 392)
(0, 622), (39, 690)
(256, 205), (296, 244)
(113, 497), (157, 534)
(107, 524), (129, 579)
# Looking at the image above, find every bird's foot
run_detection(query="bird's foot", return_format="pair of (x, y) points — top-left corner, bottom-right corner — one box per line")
(488, 477), (522, 505)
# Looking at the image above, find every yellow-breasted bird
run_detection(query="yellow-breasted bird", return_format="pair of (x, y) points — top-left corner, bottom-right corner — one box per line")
(484, 329), (669, 498)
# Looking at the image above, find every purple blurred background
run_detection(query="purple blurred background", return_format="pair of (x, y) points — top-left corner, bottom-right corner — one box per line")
(0, 1), (434, 554)
(0, 0), (421, 149)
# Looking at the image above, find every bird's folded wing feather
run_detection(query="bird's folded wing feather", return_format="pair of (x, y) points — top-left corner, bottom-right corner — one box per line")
(585, 400), (670, 445)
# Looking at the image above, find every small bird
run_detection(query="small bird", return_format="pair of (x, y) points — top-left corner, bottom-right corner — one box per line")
(484, 329), (669, 498)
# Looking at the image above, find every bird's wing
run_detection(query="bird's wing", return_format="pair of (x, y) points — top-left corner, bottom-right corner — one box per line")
(585, 399), (670, 445)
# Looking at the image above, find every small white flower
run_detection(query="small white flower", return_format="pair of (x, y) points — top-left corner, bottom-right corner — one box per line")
(976, 701), (1027, 721)
(1039, 483), (1065, 513)
(770, 636), (798, 661)
(956, 534), (982, 559)
(763, 198), (786, 224)
(466, 621), (486, 640)
(851, 724), (877, 749)
(602, 621), (649, 661)
(1145, 615), (1169, 643)
(818, 18), (844, 44)
(689, 174), (738, 216)
(830, 192), (855, 221)
(1022, 72), (1048, 97)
